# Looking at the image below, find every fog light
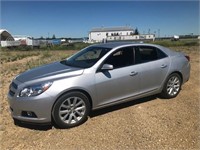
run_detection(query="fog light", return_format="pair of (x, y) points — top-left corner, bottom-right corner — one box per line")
(21, 111), (37, 118)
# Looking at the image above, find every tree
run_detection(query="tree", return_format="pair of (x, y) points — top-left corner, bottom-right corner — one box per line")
(134, 28), (139, 35)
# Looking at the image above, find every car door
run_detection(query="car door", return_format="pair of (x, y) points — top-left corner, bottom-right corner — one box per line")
(94, 46), (141, 107)
(135, 46), (170, 94)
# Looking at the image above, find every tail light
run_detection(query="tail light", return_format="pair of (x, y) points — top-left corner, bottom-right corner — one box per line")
(185, 55), (190, 62)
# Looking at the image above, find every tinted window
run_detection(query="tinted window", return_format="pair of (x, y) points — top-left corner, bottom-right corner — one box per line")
(104, 47), (134, 69)
(157, 48), (167, 59)
(135, 46), (167, 64)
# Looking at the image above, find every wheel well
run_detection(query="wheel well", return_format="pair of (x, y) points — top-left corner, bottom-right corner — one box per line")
(170, 71), (183, 83)
(161, 71), (183, 91)
(52, 89), (93, 112)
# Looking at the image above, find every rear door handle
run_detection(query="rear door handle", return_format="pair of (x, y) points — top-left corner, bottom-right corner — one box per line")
(130, 71), (138, 76)
(161, 64), (167, 68)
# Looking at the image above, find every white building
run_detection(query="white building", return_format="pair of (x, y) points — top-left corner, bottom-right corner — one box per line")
(89, 26), (134, 43)
(89, 26), (155, 43)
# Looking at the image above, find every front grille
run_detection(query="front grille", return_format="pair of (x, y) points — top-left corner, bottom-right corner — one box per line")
(9, 90), (15, 96)
(11, 82), (18, 89)
(9, 81), (18, 97)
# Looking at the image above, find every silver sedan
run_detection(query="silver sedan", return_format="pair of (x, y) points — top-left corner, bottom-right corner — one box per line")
(8, 42), (190, 128)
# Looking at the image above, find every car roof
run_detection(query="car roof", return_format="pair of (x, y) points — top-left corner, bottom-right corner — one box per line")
(92, 42), (173, 55)
(92, 42), (160, 49)
(92, 42), (141, 49)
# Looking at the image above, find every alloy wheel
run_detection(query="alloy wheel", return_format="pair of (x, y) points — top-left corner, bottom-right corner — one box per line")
(166, 76), (181, 96)
(58, 97), (86, 124)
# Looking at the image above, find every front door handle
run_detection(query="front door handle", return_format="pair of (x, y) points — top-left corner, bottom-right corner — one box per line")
(130, 71), (138, 76)
(161, 64), (167, 68)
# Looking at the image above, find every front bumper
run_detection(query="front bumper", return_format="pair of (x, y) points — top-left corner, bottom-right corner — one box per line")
(7, 91), (54, 124)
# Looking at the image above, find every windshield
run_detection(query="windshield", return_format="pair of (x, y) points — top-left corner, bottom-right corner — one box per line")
(61, 46), (111, 68)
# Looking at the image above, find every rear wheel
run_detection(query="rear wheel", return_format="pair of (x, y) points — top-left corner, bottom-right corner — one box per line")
(161, 73), (182, 98)
(52, 92), (90, 129)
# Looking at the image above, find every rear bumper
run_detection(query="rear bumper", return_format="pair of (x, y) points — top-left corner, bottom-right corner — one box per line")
(182, 62), (190, 84)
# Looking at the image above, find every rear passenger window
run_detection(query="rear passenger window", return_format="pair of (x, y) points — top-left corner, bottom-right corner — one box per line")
(135, 46), (167, 64)
(157, 48), (167, 59)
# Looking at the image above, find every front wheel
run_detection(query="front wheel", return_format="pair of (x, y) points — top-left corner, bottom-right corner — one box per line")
(160, 73), (182, 99)
(52, 92), (91, 129)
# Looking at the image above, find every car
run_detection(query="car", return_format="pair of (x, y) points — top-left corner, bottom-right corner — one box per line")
(8, 42), (190, 128)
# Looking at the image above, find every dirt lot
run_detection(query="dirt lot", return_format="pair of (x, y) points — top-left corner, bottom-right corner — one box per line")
(0, 46), (199, 150)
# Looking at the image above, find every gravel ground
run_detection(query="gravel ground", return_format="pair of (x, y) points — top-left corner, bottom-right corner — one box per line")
(0, 47), (199, 150)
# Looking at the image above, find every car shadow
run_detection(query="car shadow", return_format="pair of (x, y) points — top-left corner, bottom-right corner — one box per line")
(89, 95), (158, 118)
(13, 95), (158, 130)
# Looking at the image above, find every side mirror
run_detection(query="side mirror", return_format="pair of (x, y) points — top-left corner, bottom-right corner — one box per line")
(101, 64), (113, 71)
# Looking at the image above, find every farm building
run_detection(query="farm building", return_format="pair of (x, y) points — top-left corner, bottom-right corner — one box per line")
(0, 29), (40, 48)
(88, 26), (155, 43)
(0, 29), (14, 41)
(0, 29), (20, 47)
(89, 26), (134, 43)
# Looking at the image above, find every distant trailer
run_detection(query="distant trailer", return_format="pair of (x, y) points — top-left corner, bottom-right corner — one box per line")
(14, 36), (40, 48)
(68, 39), (84, 43)
(171, 35), (179, 41)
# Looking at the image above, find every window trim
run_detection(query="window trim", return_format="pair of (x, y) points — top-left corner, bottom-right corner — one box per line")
(96, 45), (168, 72)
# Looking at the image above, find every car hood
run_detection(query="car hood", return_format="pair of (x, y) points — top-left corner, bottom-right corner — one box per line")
(16, 61), (84, 83)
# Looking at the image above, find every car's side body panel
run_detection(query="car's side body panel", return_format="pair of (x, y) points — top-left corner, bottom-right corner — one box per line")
(95, 65), (141, 107)
(135, 57), (170, 94)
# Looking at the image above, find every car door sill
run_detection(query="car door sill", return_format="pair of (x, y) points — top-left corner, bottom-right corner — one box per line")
(93, 89), (158, 110)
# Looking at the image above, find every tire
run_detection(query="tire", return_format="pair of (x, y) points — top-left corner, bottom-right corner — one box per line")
(160, 73), (182, 99)
(52, 92), (91, 129)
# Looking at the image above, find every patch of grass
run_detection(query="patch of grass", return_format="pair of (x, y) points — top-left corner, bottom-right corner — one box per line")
(23, 50), (76, 71)
(0, 50), (76, 77)
(41, 50), (51, 59)
(0, 50), (40, 63)
(148, 39), (199, 47)
(39, 42), (91, 51)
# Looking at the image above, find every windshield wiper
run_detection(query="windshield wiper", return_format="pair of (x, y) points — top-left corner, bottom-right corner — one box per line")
(60, 60), (84, 68)
(60, 60), (74, 66)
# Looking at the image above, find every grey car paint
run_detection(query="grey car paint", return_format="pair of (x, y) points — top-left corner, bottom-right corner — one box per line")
(8, 42), (190, 124)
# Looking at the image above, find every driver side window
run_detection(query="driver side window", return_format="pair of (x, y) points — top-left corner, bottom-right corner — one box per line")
(104, 47), (134, 69)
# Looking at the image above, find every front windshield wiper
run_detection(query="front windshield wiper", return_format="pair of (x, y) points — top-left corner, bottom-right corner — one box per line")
(60, 60), (74, 66)
(60, 60), (84, 68)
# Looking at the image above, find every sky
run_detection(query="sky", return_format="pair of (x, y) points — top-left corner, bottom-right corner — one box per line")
(1, 0), (199, 38)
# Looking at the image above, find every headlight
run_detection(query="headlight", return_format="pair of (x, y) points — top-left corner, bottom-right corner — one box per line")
(19, 82), (53, 97)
